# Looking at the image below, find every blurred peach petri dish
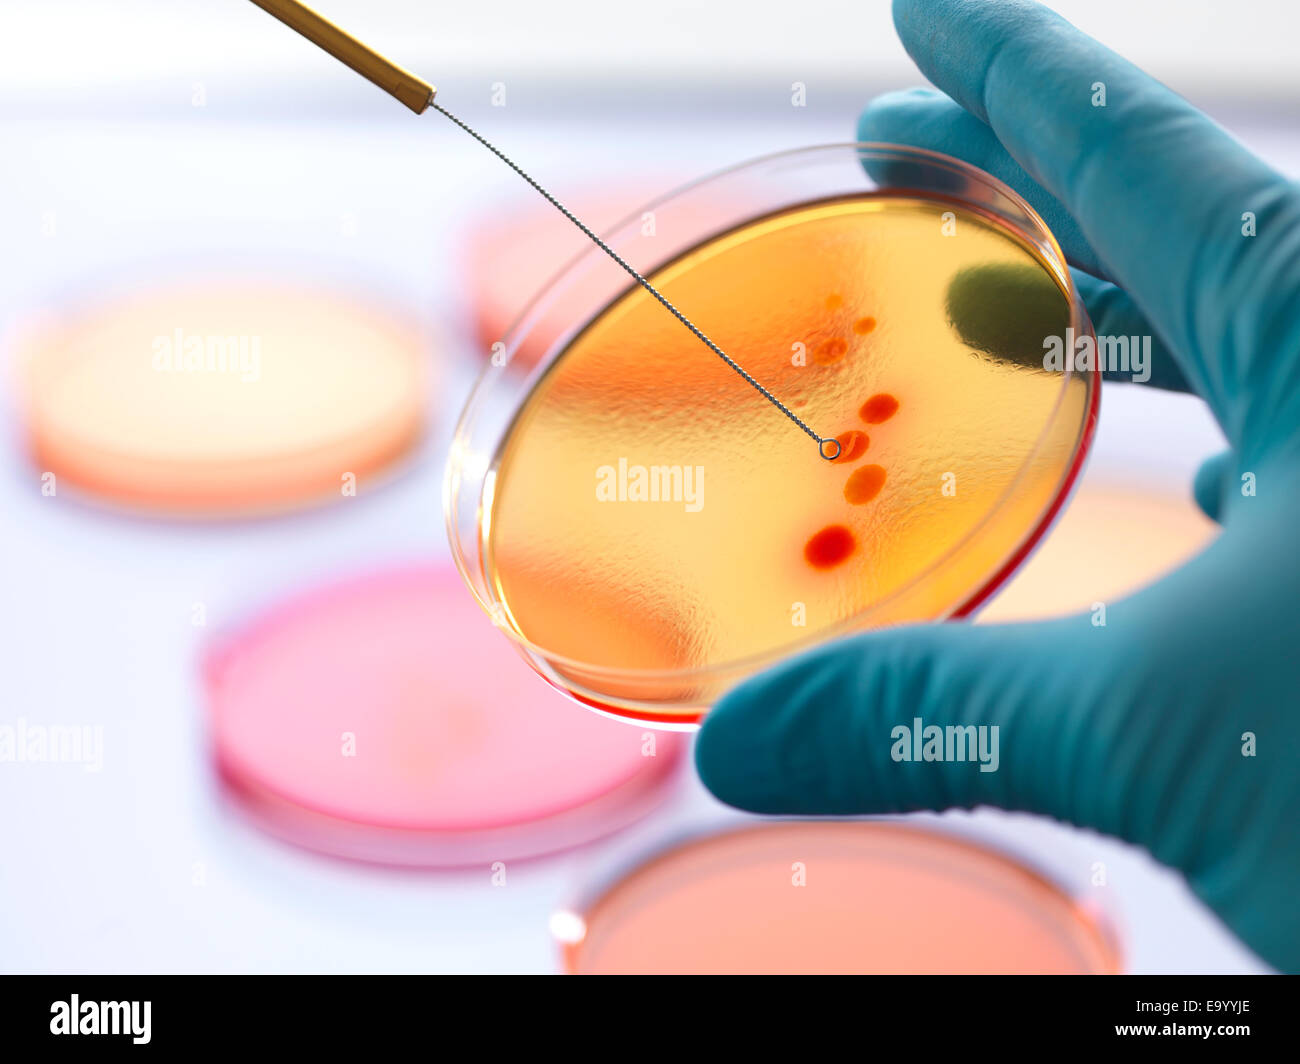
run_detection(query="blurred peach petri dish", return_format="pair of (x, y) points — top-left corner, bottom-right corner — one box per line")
(979, 480), (1218, 622)
(559, 822), (1120, 974)
(204, 564), (685, 866)
(15, 279), (428, 516)
(448, 145), (1099, 725)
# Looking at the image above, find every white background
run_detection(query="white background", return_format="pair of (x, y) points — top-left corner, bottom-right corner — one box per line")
(0, 0), (1293, 972)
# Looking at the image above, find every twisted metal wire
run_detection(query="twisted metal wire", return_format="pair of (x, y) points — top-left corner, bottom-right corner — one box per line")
(431, 101), (840, 460)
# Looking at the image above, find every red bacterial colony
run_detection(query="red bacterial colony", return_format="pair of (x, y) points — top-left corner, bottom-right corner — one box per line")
(844, 464), (887, 505)
(804, 524), (856, 569)
(859, 393), (899, 424)
(814, 337), (849, 365)
(831, 429), (869, 464)
(801, 300), (896, 570)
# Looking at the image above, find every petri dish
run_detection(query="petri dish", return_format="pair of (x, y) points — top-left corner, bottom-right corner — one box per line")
(558, 821), (1121, 974)
(447, 144), (1099, 726)
(464, 182), (731, 371)
(204, 564), (685, 866)
(979, 479), (1218, 622)
(14, 278), (429, 517)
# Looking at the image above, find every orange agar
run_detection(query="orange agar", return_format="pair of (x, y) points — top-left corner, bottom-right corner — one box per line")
(814, 337), (849, 365)
(853, 316), (877, 335)
(860, 393), (900, 424)
(478, 190), (1097, 724)
(844, 464), (887, 505)
(805, 525), (856, 569)
(831, 429), (869, 463)
(825, 293), (844, 310)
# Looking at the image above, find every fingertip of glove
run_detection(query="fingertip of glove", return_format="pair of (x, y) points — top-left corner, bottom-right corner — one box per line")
(1193, 450), (1231, 524)
(857, 88), (947, 140)
(694, 682), (765, 810)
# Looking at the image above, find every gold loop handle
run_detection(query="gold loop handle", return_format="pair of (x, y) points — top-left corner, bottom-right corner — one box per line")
(248, 0), (435, 113)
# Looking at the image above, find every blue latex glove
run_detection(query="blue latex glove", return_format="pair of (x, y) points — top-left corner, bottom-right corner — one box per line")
(697, 0), (1300, 972)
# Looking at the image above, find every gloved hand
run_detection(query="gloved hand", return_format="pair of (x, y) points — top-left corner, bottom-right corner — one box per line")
(697, 0), (1300, 972)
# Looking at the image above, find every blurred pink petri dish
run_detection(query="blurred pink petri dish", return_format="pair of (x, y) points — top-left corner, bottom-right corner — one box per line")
(205, 564), (685, 866)
(560, 822), (1120, 974)
(14, 279), (429, 517)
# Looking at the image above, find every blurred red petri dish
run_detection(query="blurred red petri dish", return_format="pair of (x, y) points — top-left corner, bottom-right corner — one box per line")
(204, 564), (685, 866)
(465, 187), (673, 369)
(559, 822), (1120, 974)
(462, 183), (735, 371)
